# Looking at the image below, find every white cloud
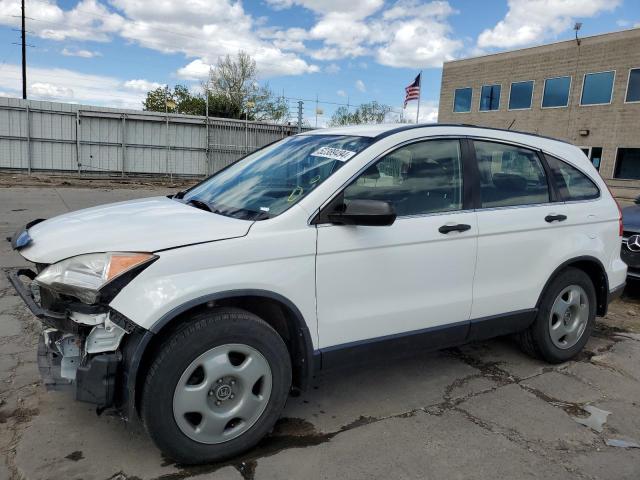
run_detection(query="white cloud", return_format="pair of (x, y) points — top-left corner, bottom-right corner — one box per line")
(336, 89), (347, 97)
(266, 0), (384, 19)
(400, 100), (439, 123)
(176, 59), (213, 81)
(30, 82), (74, 98)
(123, 79), (163, 92)
(0, 0), (318, 78)
(355, 79), (366, 92)
(61, 48), (102, 58)
(110, 0), (319, 78)
(374, 1), (462, 68)
(325, 63), (341, 74)
(0, 0), (124, 42)
(617, 19), (631, 27)
(270, 0), (462, 68)
(0, 64), (148, 109)
(477, 0), (621, 49)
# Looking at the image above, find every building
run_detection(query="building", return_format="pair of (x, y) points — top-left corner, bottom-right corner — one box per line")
(438, 28), (640, 201)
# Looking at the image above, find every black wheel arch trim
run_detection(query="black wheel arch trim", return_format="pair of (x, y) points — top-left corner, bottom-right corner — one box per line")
(123, 289), (316, 420)
(536, 256), (610, 316)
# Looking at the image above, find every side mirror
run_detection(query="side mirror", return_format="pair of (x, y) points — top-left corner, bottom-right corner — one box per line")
(327, 199), (396, 226)
(635, 195), (640, 205)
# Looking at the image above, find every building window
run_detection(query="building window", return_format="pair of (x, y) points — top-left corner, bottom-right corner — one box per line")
(453, 87), (472, 112)
(580, 147), (603, 170)
(508, 80), (534, 110)
(590, 147), (603, 170)
(542, 76), (571, 108)
(615, 148), (640, 180)
(479, 84), (501, 111)
(581, 71), (615, 105)
(626, 68), (640, 103)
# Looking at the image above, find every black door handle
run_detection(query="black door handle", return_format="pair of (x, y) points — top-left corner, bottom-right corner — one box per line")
(439, 223), (471, 234)
(545, 214), (567, 223)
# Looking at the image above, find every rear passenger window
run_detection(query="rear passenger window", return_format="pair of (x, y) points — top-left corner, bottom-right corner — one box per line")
(343, 139), (463, 216)
(474, 141), (550, 208)
(545, 154), (600, 201)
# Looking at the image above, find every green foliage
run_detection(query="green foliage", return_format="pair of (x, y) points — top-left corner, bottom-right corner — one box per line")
(329, 101), (392, 127)
(143, 85), (205, 115)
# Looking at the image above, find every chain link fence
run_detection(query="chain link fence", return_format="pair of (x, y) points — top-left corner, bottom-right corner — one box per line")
(0, 97), (310, 178)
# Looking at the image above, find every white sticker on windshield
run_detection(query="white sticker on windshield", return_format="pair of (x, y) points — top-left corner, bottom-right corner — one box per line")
(310, 146), (357, 162)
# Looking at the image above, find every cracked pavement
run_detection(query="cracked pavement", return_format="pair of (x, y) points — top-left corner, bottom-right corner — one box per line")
(1, 186), (640, 480)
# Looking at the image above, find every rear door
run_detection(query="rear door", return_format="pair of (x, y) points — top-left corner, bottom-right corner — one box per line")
(470, 139), (567, 329)
(315, 138), (478, 355)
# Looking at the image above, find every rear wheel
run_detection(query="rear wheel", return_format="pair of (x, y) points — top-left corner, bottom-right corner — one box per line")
(517, 268), (596, 363)
(141, 308), (291, 464)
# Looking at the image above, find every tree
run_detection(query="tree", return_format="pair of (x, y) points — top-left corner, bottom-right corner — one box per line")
(143, 52), (288, 123)
(329, 101), (392, 126)
(205, 52), (288, 122)
(142, 85), (205, 115)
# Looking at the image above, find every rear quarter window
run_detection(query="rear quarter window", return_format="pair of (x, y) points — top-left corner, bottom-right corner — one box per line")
(544, 154), (600, 201)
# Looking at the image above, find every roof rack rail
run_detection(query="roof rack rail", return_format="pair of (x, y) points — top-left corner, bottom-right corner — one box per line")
(374, 123), (573, 146)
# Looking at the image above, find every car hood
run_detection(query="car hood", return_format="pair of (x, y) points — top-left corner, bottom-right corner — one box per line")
(19, 196), (252, 264)
(623, 205), (640, 233)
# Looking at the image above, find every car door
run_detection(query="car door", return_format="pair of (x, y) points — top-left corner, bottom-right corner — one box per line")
(470, 139), (567, 331)
(314, 138), (478, 362)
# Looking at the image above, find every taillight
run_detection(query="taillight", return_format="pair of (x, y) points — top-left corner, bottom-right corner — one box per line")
(604, 183), (623, 236)
(618, 208), (624, 237)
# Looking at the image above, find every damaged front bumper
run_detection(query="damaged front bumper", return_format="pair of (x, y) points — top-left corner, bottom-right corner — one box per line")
(6, 267), (139, 411)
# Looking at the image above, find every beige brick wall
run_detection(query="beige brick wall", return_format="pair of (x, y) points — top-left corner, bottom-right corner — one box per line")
(438, 29), (640, 201)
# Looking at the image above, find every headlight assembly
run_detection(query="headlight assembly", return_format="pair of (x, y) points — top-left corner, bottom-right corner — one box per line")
(35, 252), (157, 304)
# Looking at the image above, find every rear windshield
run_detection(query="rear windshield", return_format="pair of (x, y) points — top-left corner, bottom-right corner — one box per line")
(183, 135), (372, 220)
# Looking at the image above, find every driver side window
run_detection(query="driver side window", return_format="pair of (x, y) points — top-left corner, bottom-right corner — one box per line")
(343, 139), (463, 216)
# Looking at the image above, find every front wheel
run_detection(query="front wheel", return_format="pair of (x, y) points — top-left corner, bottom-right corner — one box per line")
(141, 308), (292, 464)
(517, 267), (596, 363)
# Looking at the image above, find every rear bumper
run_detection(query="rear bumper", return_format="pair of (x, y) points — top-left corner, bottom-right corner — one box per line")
(5, 267), (134, 411)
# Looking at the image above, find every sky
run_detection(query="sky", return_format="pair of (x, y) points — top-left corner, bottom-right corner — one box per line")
(0, 0), (639, 126)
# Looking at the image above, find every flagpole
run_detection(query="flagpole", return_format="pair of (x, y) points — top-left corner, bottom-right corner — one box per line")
(415, 71), (422, 124)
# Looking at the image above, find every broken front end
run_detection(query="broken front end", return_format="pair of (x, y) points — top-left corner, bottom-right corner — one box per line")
(6, 227), (157, 413)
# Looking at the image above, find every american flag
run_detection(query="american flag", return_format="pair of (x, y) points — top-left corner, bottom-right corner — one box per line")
(404, 73), (421, 107)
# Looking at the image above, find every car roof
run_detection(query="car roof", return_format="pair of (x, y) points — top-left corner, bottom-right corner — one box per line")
(303, 123), (588, 170)
(305, 123), (570, 145)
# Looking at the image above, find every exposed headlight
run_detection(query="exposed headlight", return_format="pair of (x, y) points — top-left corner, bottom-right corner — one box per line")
(35, 252), (156, 304)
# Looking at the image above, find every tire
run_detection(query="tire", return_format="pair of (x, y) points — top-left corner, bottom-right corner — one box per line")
(141, 307), (292, 464)
(517, 267), (596, 363)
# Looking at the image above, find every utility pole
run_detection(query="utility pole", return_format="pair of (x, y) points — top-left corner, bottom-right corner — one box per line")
(297, 101), (303, 133)
(21, 0), (27, 99)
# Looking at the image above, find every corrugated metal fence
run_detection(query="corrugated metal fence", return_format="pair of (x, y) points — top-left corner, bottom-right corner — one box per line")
(0, 97), (308, 177)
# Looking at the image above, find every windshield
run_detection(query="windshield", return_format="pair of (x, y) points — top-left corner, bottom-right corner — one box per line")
(183, 135), (372, 220)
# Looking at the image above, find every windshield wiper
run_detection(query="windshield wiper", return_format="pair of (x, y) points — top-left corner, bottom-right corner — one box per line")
(186, 198), (213, 212)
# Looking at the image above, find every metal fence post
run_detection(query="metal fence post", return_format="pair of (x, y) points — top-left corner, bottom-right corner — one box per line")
(165, 113), (170, 178)
(121, 114), (126, 177)
(245, 117), (249, 154)
(76, 111), (81, 174)
(205, 94), (210, 176)
(25, 103), (31, 174)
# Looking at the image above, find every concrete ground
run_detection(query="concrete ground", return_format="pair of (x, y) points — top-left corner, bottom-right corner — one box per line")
(1, 185), (640, 480)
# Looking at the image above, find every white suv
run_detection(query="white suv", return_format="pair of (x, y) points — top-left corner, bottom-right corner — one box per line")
(7, 124), (627, 463)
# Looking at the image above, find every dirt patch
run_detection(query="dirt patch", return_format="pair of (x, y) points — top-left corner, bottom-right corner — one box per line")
(0, 172), (197, 190)
(604, 287), (640, 333)
(65, 450), (84, 461)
